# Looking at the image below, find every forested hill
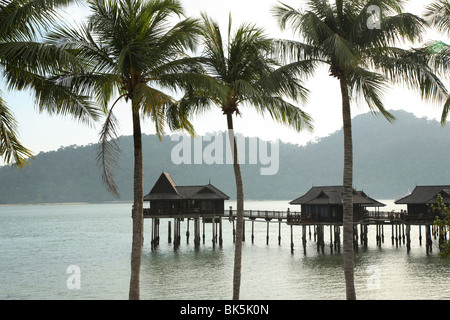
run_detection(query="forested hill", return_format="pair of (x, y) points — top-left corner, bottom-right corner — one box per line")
(1, 110), (450, 204)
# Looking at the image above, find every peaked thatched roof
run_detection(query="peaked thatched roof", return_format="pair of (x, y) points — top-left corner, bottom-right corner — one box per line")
(144, 172), (229, 201)
(290, 186), (385, 207)
(395, 185), (450, 205)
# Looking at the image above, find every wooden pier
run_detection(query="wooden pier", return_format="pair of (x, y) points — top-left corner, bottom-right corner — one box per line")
(143, 207), (448, 255)
(142, 177), (449, 255)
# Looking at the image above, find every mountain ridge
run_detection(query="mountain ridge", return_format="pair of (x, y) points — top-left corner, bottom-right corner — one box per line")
(1, 110), (449, 204)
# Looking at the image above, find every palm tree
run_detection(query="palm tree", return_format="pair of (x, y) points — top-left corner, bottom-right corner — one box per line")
(47, 0), (212, 299)
(274, 0), (449, 299)
(177, 13), (313, 300)
(0, 0), (97, 167)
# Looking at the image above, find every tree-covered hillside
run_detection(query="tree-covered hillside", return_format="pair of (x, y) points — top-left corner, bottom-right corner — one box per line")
(1, 110), (449, 204)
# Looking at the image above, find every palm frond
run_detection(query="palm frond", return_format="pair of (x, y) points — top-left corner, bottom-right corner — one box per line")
(200, 13), (227, 80)
(441, 95), (450, 124)
(366, 13), (426, 49)
(251, 96), (314, 133)
(0, 0), (73, 40)
(97, 105), (121, 198)
(0, 41), (84, 77)
(348, 67), (394, 122)
(372, 47), (450, 108)
(0, 95), (34, 167)
(425, 0), (450, 36)
(133, 82), (175, 139)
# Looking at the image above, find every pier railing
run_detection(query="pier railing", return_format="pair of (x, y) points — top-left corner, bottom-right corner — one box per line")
(226, 209), (300, 220)
(145, 207), (412, 224)
(365, 211), (403, 221)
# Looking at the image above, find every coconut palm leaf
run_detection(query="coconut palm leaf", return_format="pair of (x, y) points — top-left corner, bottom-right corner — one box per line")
(0, 0), (73, 40)
(425, 0), (450, 36)
(0, 95), (33, 167)
(0, 0), (103, 166)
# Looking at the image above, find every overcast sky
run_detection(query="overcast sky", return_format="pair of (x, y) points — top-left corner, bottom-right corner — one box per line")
(1, 0), (448, 164)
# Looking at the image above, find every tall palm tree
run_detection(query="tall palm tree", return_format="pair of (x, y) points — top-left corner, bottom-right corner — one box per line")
(178, 13), (313, 300)
(0, 0), (96, 167)
(47, 0), (212, 299)
(274, 0), (449, 300)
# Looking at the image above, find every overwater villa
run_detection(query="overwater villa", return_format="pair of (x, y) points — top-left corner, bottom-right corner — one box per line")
(395, 185), (450, 223)
(143, 172), (229, 218)
(288, 186), (385, 224)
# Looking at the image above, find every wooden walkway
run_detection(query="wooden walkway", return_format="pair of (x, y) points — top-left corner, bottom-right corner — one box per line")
(145, 208), (446, 255)
(145, 208), (404, 224)
(226, 209), (404, 224)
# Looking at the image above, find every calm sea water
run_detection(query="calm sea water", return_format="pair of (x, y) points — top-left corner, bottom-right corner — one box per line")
(0, 200), (449, 300)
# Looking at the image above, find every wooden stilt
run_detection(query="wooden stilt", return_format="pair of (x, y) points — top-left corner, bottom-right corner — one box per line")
(316, 225), (325, 254)
(173, 218), (176, 248)
(186, 218), (190, 244)
(173, 218), (179, 249)
(212, 216), (216, 249)
(168, 220), (172, 244)
(316, 225), (320, 253)
(290, 225), (294, 254)
(178, 219), (181, 246)
(391, 223), (395, 246)
(197, 218), (201, 247)
(232, 218), (236, 243)
(426, 224), (432, 254)
(151, 218), (155, 250)
(157, 218), (160, 246)
(378, 224), (381, 247)
(278, 219), (282, 245)
(376, 223), (379, 247)
(202, 218), (205, 244)
(219, 217), (223, 247)
(266, 220), (270, 245)
(194, 218), (200, 249)
(251, 219), (255, 244)
(395, 224), (399, 248)
(402, 223), (405, 245)
(419, 224), (422, 246)
(406, 224), (411, 253)
(242, 218), (245, 242)
(364, 224), (368, 248)
(333, 225), (338, 251)
(302, 225), (307, 255)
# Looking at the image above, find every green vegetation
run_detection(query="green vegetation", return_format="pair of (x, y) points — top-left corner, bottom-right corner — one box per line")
(1, 110), (449, 204)
(0, 0), (100, 167)
(431, 194), (450, 258)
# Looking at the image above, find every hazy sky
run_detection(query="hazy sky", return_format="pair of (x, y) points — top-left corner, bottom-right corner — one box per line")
(2, 0), (448, 164)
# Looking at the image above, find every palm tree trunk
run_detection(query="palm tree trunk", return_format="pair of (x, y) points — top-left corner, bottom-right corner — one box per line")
(340, 77), (356, 300)
(226, 113), (244, 300)
(129, 107), (144, 300)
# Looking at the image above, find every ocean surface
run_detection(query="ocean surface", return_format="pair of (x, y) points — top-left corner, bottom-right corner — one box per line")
(0, 200), (449, 300)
